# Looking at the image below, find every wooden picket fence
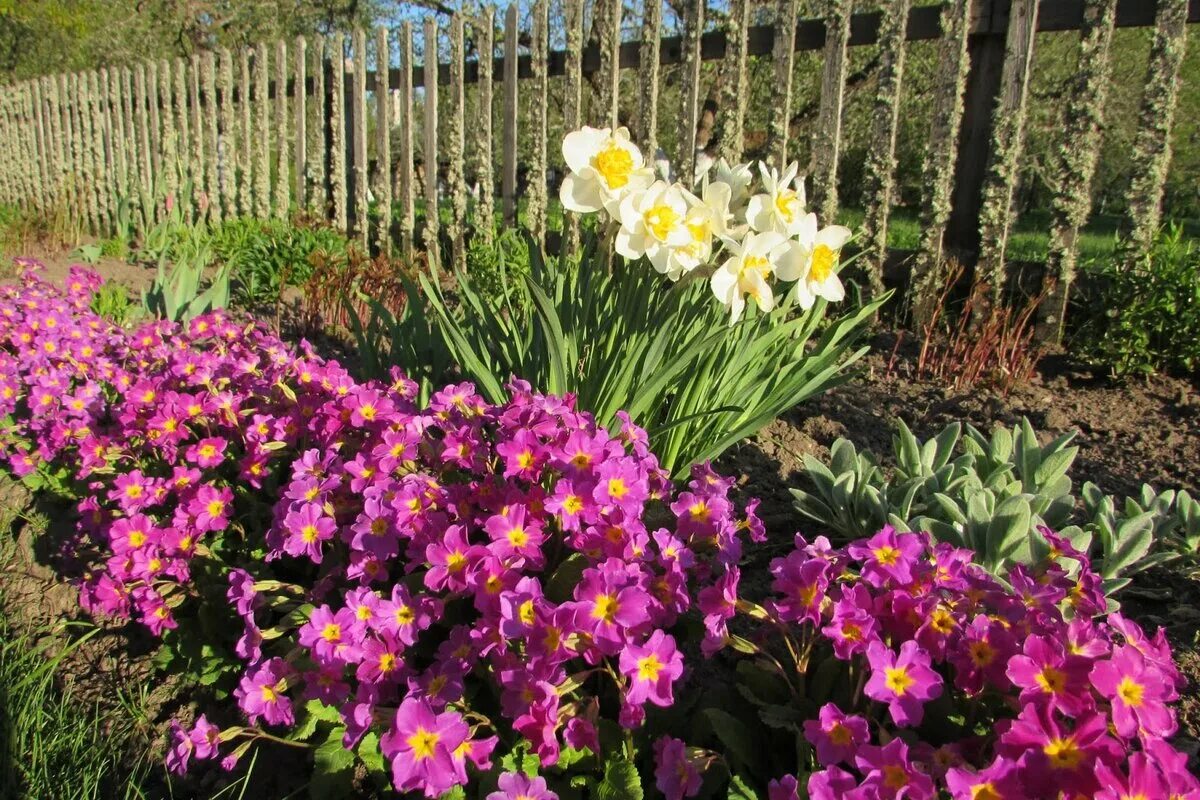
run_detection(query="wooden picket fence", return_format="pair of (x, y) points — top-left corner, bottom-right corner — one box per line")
(0, 0), (1194, 341)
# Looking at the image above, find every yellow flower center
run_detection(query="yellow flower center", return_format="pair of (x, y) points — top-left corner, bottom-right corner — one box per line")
(321, 623), (341, 642)
(1117, 676), (1145, 707)
(828, 722), (852, 746)
(207, 500), (225, 518)
(882, 765), (909, 790)
(301, 524), (319, 543)
(359, 404), (376, 421)
(371, 517), (388, 536)
(810, 244), (836, 283)
(644, 204), (680, 241)
(406, 728), (440, 761)
(446, 551), (467, 573)
(198, 444), (217, 459)
(562, 494), (584, 515)
(774, 189), (799, 223)
(637, 654), (663, 681)
(743, 254), (771, 279)
(1043, 736), (1082, 769)
(884, 666), (915, 696)
(128, 530), (147, 547)
(395, 605), (416, 626)
(592, 593), (620, 624)
(519, 599), (536, 625)
(507, 527), (529, 548)
(1036, 666), (1067, 695)
(260, 684), (277, 702)
(125, 485), (144, 499)
(874, 545), (900, 566)
(592, 141), (633, 190)
(378, 653), (397, 673)
(969, 640), (995, 667)
(972, 784), (1003, 800)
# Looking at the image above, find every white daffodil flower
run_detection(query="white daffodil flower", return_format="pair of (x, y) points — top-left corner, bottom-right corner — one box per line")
(615, 180), (692, 273)
(664, 180), (735, 279)
(714, 158), (753, 210)
(559, 126), (654, 215)
(746, 162), (808, 236)
(775, 217), (853, 309)
(710, 230), (793, 324)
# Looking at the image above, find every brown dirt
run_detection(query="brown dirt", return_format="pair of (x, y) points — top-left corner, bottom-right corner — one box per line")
(4, 243), (156, 291)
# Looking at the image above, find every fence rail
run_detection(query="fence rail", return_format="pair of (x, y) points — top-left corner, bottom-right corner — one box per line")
(0, 0), (1194, 341)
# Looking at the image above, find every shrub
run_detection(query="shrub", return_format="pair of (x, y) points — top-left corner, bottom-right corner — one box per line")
(208, 217), (349, 310)
(1075, 224), (1200, 377)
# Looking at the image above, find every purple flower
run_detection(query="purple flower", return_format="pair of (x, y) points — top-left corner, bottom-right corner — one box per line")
(234, 658), (294, 727)
(847, 526), (924, 587)
(619, 629), (684, 709)
(1090, 644), (1177, 738)
(864, 640), (943, 727)
(380, 697), (468, 798)
(653, 736), (702, 800)
(802, 703), (869, 766)
(486, 772), (558, 800)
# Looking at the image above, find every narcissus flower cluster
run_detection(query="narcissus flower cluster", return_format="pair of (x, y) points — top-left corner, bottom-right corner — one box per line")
(559, 126), (852, 323)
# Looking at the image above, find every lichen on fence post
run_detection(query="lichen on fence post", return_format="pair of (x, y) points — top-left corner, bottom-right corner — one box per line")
(294, 36), (308, 213)
(718, 0), (751, 164)
(188, 57), (205, 219)
(351, 30), (368, 243)
(67, 73), (83, 224)
(767, 0), (800, 169)
(31, 80), (50, 215)
(597, 0), (622, 129)
(373, 28), (391, 254)
(562, 0), (584, 253)
(48, 76), (67, 208)
(677, 0), (705, 184)
(422, 17), (440, 265)
(203, 52), (222, 224)
(254, 44), (272, 220)
(398, 23), (415, 259)
(637, 0), (662, 157)
(448, 14), (469, 268)
(1122, 0), (1189, 264)
(146, 62), (162, 183)
(158, 60), (178, 209)
(219, 48), (238, 221)
(329, 34), (348, 233)
(809, 0), (849, 222)
(237, 50), (252, 216)
(175, 58), (192, 212)
(83, 72), (102, 233)
(975, 0), (1040, 309)
(473, 7), (496, 246)
(277, 39), (293, 221)
(859, 0), (911, 298)
(136, 63), (154, 216)
(910, 0), (972, 327)
(309, 37), (327, 215)
(1037, 0), (1118, 344)
(528, 0), (549, 247)
(86, 71), (110, 232)
(502, 4), (518, 226)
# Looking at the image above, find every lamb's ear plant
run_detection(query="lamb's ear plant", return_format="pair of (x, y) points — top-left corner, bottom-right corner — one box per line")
(792, 417), (1193, 603)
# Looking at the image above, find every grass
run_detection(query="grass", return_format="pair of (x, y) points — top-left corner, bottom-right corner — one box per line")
(0, 497), (157, 800)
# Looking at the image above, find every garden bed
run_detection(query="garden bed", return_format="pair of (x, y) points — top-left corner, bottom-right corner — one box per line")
(1, 253), (1199, 796)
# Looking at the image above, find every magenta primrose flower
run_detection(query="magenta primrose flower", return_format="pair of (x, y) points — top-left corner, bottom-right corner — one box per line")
(380, 697), (468, 798)
(1089, 644), (1178, 738)
(847, 525), (924, 586)
(486, 772), (558, 800)
(619, 628), (684, 708)
(803, 703), (870, 767)
(864, 640), (943, 727)
(653, 736), (702, 800)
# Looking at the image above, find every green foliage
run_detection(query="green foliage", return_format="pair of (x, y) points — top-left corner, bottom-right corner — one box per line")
(791, 417), (1192, 600)
(142, 241), (231, 323)
(463, 228), (532, 302)
(208, 217), (350, 309)
(372, 231), (887, 476)
(0, 540), (154, 798)
(1075, 224), (1200, 376)
(89, 282), (140, 327)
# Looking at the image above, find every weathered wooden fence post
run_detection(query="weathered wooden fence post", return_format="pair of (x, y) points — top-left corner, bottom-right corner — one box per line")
(502, 4), (518, 225)
(276, 39), (292, 220)
(294, 36), (309, 213)
(448, 14), (468, 268)
(637, 0), (662, 157)
(219, 49), (237, 221)
(719, 0), (751, 164)
(562, 0), (584, 253)
(1036, 0), (1118, 343)
(975, 0), (1040, 307)
(1122, 0), (1189, 263)
(810, 0), (850, 222)
(329, 33), (348, 233)
(528, 0), (549, 246)
(398, 22), (415, 259)
(374, 28), (392, 254)
(473, 8), (496, 245)
(423, 17), (440, 265)
(911, 0), (973, 325)
(678, 0), (705, 184)
(352, 30), (369, 244)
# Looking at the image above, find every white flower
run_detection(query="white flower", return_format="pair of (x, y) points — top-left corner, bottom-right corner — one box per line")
(559, 126), (654, 215)
(714, 158), (753, 209)
(746, 162), (807, 236)
(615, 181), (692, 273)
(665, 180), (734, 280)
(775, 219), (853, 309)
(710, 231), (794, 324)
